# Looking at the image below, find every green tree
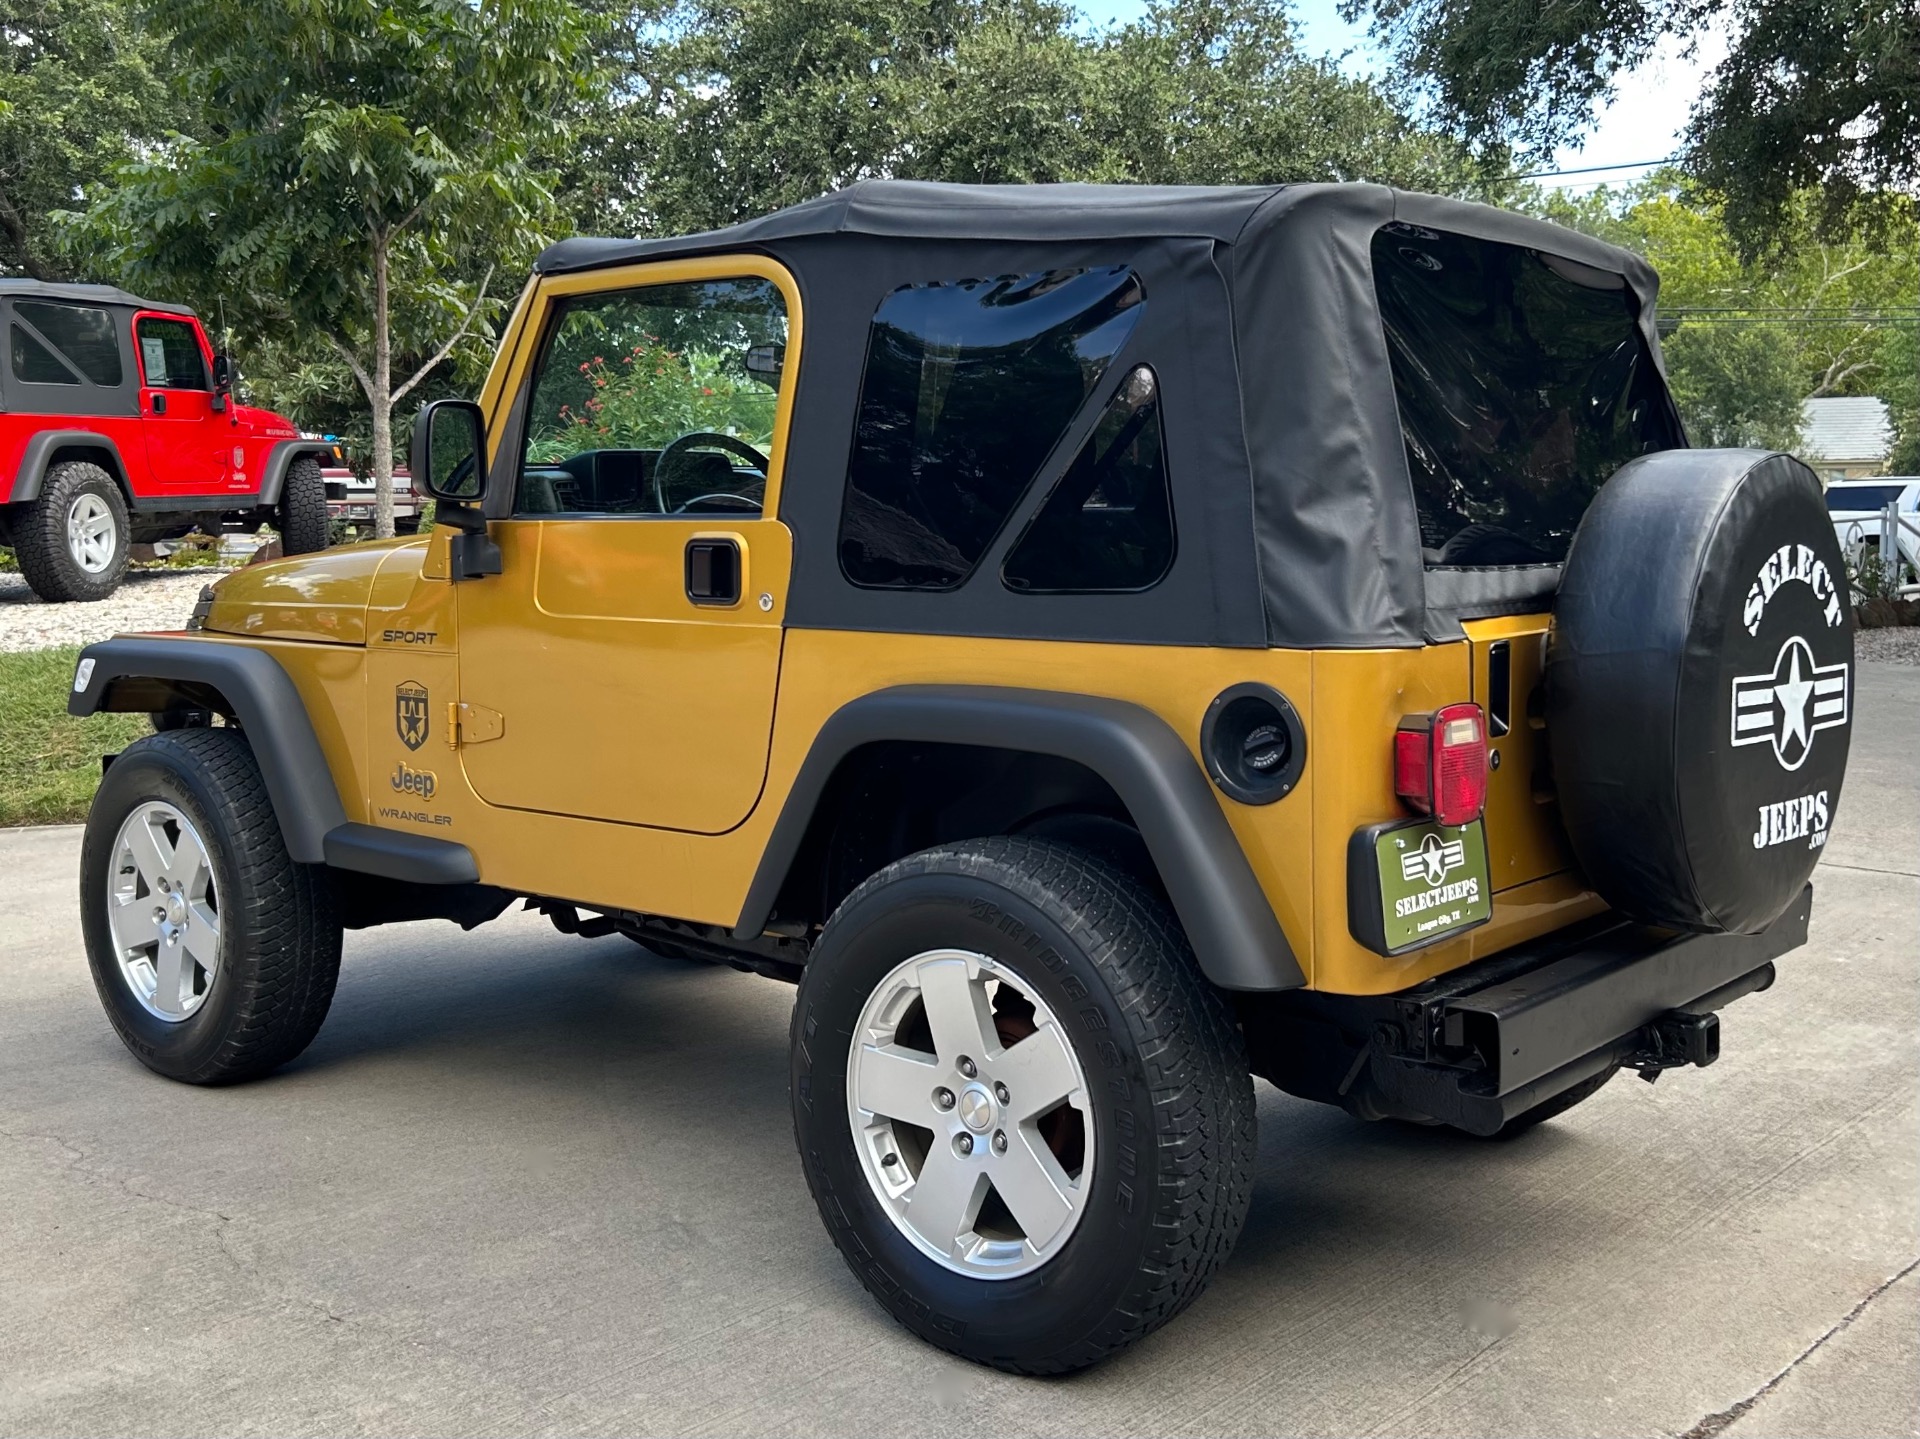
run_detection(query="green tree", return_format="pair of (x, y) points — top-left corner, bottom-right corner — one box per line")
(580, 0), (1488, 238)
(1078, 0), (1484, 193)
(1540, 180), (1919, 452)
(86, 0), (589, 536)
(1343, 0), (1919, 258)
(0, 0), (171, 278)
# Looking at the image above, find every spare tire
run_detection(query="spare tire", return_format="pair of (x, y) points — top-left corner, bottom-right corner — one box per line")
(1547, 450), (1852, 934)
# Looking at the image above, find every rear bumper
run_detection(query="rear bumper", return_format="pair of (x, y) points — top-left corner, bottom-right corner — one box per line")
(1364, 885), (1812, 1134)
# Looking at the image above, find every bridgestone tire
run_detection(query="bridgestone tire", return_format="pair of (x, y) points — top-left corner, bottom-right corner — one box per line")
(1548, 450), (1853, 933)
(791, 837), (1255, 1374)
(80, 728), (342, 1084)
(277, 456), (329, 555)
(14, 461), (129, 602)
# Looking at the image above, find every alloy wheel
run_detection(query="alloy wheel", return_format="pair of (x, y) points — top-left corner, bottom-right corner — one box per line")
(845, 948), (1093, 1279)
(105, 801), (221, 1021)
(66, 492), (117, 574)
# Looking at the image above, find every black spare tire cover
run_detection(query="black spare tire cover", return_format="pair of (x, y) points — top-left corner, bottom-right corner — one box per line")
(1547, 449), (1852, 933)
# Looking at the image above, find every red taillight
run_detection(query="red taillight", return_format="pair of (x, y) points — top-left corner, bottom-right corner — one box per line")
(1394, 702), (1488, 827)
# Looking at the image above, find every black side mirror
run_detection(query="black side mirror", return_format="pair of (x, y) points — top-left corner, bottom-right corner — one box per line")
(410, 398), (499, 578)
(745, 343), (785, 381)
(412, 398), (488, 503)
(212, 353), (233, 394)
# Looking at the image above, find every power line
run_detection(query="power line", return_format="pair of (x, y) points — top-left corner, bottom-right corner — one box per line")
(1514, 156), (1679, 180)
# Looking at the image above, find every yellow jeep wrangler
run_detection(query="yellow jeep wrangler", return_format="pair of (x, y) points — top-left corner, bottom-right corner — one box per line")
(70, 182), (1852, 1373)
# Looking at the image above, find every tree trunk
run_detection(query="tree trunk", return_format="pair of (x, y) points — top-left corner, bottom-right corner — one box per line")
(0, 184), (52, 281)
(371, 236), (396, 540)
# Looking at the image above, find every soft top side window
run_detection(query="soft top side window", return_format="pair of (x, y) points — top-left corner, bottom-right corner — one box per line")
(12, 301), (122, 387)
(1003, 364), (1174, 593)
(1372, 222), (1681, 568)
(839, 266), (1145, 590)
(10, 324), (79, 385)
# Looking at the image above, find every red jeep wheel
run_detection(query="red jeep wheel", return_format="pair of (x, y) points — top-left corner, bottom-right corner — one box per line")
(277, 456), (329, 555)
(14, 461), (131, 602)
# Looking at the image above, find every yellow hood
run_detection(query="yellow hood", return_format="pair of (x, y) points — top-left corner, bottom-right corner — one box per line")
(204, 538), (428, 645)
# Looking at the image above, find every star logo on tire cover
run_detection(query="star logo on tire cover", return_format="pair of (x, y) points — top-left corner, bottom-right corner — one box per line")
(1730, 636), (1849, 771)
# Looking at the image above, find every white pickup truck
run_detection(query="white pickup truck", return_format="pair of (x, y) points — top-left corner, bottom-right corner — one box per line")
(317, 436), (423, 538)
(1828, 477), (1920, 592)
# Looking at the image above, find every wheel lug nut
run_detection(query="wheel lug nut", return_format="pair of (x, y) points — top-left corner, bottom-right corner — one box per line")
(958, 1056), (977, 1078)
(994, 1081), (1009, 1105)
(992, 1130), (1008, 1154)
(934, 1087), (956, 1110)
(954, 1132), (974, 1156)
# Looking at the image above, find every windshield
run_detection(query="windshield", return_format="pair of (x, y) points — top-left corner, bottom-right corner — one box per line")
(1826, 485), (1906, 512)
(1372, 222), (1682, 568)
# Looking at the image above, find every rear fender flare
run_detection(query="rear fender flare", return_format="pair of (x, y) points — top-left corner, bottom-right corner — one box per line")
(7, 430), (135, 504)
(736, 685), (1305, 992)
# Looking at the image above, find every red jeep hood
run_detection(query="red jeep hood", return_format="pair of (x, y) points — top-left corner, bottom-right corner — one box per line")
(230, 401), (301, 437)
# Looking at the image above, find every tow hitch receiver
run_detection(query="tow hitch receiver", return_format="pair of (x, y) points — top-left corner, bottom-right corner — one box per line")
(1631, 1010), (1720, 1080)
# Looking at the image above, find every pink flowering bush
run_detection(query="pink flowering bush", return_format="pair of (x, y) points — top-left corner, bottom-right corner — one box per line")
(527, 339), (776, 463)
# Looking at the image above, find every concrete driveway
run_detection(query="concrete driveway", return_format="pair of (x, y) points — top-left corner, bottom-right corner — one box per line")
(3, 668), (1915, 1438)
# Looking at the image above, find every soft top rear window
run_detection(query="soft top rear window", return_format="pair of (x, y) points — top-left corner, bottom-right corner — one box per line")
(1373, 222), (1681, 568)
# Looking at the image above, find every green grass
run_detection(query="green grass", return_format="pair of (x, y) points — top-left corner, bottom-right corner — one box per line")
(0, 647), (149, 826)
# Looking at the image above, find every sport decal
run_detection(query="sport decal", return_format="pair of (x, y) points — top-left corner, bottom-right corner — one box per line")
(1729, 635), (1848, 772)
(396, 680), (431, 751)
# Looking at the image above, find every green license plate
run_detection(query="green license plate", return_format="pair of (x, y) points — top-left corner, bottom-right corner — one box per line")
(1374, 818), (1492, 951)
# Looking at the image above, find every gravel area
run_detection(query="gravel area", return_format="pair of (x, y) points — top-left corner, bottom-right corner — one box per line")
(0, 569), (235, 653)
(1855, 625), (1920, 666)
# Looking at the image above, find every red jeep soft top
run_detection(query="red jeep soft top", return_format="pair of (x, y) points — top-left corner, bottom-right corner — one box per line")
(1, 279), (332, 601)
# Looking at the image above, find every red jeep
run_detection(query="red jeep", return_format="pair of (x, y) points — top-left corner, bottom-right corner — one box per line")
(1, 280), (332, 601)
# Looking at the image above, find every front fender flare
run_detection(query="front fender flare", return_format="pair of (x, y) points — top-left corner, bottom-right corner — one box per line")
(735, 685), (1305, 992)
(68, 636), (476, 885)
(256, 440), (335, 507)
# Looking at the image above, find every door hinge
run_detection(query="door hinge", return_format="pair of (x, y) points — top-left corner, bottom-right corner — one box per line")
(446, 700), (506, 748)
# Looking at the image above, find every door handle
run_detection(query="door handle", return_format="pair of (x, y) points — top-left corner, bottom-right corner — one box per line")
(685, 537), (741, 606)
(151, 393), (167, 415)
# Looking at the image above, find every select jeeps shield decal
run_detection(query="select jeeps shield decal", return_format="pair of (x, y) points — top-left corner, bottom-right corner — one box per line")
(1729, 635), (1849, 771)
(396, 680), (430, 751)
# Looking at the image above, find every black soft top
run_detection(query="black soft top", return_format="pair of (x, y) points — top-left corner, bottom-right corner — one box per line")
(0, 277), (195, 317)
(538, 180), (1650, 278)
(522, 182), (1674, 650)
(541, 182), (1288, 270)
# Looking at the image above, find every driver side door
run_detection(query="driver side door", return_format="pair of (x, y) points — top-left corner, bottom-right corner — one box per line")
(452, 258), (798, 834)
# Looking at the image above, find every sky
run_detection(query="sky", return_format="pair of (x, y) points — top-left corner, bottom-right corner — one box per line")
(1074, 0), (1731, 191)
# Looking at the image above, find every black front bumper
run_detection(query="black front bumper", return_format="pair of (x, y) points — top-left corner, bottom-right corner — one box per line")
(1362, 885), (1812, 1134)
